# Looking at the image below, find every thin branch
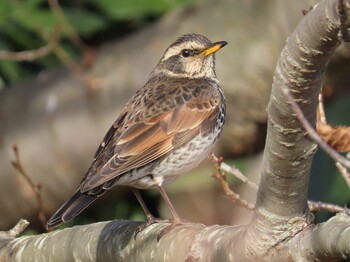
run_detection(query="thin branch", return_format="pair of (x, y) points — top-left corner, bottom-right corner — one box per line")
(317, 94), (327, 124)
(317, 94), (350, 187)
(47, 0), (88, 50)
(52, 44), (99, 93)
(335, 162), (350, 188)
(211, 153), (345, 213)
(280, 87), (350, 168)
(47, 0), (97, 69)
(210, 154), (255, 210)
(210, 154), (258, 190)
(7, 219), (29, 238)
(0, 26), (61, 61)
(307, 200), (346, 213)
(11, 144), (47, 230)
(46, 0), (98, 92)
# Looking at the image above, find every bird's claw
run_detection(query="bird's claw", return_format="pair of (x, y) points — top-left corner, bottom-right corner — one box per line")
(156, 217), (185, 242)
(134, 217), (164, 240)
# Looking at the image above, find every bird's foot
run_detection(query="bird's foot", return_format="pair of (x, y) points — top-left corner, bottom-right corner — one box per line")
(156, 216), (186, 242)
(134, 215), (164, 239)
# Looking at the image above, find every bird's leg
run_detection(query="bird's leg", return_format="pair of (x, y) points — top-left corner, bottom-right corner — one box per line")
(132, 188), (157, 223)
(153, 177), (185, 241)
(132, 188), (163, 239)
(156, 185), (183, 224)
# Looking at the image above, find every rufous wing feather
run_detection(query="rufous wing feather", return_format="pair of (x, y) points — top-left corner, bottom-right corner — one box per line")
(81, 102), (219, 192)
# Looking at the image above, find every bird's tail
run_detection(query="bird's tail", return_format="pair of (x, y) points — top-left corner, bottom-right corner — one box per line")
(46, 189), (98, 230)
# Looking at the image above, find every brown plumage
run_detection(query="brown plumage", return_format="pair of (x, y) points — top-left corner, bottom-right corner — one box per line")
(47, 34), (227, 229)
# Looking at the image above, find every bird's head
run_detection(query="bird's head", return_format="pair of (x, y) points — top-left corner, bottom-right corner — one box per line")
(152, 34), (227, 79)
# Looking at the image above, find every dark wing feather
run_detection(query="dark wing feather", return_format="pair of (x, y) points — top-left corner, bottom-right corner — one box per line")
(47, 189), (98, 229)
(93, 111), (127, 160)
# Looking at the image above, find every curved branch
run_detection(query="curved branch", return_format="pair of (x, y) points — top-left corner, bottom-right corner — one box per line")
(255, 0), (344, 218)
(246, 0), (350, 257)
(290, 212), (350, 261)
(0, 220), (248, 261)
(1, 212), (349, 261)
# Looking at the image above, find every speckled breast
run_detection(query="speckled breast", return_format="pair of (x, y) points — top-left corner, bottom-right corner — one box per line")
(128, 101), (226, 189)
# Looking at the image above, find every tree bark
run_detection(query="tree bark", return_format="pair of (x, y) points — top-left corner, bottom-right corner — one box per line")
(1, 213), (349, 261)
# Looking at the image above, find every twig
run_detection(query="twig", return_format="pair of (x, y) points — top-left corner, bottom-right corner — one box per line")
(210, 154), (255, 210)
(0, 26), (61, 61)
(47, 0), (96, 68)
(318, 94), (350, 187)
(210, 153), (346, 213)
(46, 0), (98, 93)
(210, 154), (258, 190)
(52, 44), (99, 93)
(280, 87), (350, 169)
(7, 219), (30, 238)
(11, 144), (47, 230)
(335, 162), (350, 188)
(319, 93), (350, 186)
(302, 6), (314, 16)
(317, 94), (327, 124)
(307, 200), (346, 213)
(48, 0), (88, 50)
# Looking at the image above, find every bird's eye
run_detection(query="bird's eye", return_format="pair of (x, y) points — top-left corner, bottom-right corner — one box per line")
(181, 49), (191, 57)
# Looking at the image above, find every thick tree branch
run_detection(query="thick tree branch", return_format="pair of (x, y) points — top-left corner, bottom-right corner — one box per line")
(246, 0), (350, 259)
(289, 211), (350, 261)
(0, 220), (246, 261)
(1, 212), (349, 261)
(255, 0), (341, 219)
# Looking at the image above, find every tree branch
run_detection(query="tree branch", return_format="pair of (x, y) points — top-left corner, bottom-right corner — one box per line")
(289, 211), (350, 261)
(246, 0), (350, 259)
(0, 26), (61, 61)
(10, 144), (47, 230)
(0, 220), (247, 261)
(255, 0), (342, 218)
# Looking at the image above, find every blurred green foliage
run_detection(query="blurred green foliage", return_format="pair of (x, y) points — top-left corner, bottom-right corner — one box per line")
(0, 0), (192, 85)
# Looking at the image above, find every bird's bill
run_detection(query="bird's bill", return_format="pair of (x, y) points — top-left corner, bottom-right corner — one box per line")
(201, 41), (228, 56)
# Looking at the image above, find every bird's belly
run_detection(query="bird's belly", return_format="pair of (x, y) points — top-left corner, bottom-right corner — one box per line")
(127, 130), (221, 189)
(154, 134), (217, 180)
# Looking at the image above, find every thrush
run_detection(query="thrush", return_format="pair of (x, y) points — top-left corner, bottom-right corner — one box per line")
(47, 33), (227, 230)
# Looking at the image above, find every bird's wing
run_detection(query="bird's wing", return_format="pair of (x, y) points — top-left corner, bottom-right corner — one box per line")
(80, 94), (221, 192)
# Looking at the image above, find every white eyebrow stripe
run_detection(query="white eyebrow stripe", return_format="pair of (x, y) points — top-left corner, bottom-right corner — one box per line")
(161, 42), (205, 61)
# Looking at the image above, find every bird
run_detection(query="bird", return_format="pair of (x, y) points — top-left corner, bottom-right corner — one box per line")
(47, 33), (227, 230)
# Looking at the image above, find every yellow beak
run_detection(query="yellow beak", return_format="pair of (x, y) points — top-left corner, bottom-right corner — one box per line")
(201, 41), (228, 56)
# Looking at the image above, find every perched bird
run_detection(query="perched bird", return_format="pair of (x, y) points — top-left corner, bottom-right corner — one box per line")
(47, 33), (227, 229)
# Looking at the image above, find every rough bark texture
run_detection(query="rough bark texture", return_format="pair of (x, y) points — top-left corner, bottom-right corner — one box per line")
(1, 0), (350, 261)
(0, 0), (319, 229)
(0, 212), (350, 261)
